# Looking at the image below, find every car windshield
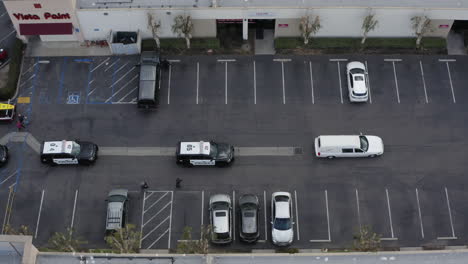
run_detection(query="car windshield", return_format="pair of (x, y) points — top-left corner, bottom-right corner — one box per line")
(209, 142), (218, 158)
(215, 232), (230, 240)
(354, 75), (364, 81)
(359, 136), (369, 152)
(350, 68), (365, 74)
(70, 142), (81, 156)
(274, 218), (291, 231)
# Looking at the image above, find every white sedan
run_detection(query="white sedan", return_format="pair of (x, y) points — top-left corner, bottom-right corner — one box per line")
(346, 61), (369, 102)
(271, 192), (294, 246)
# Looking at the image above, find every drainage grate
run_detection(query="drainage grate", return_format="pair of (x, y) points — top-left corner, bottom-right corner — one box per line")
(294, 147), (303, 155)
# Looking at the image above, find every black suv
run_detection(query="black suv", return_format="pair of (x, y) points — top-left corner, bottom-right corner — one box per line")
(239, 194), (259, 242)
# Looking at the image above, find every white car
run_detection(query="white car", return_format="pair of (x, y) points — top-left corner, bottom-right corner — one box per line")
(346, 61), (369, 102)
(271, 192), (294, 246)
(209, 194), (232, 244)
(314, 135), (384, 158)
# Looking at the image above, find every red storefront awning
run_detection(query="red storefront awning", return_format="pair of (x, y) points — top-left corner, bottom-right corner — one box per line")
(19, 23), (73, 35)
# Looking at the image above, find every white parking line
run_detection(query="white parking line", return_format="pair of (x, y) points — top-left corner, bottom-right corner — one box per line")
(445, 187), (456, 238)
(281, 62), (286, 104)
(232, 190), (236, 241)
(329, 59), (348, 62)
(70, 190), (78, 230)
(364, 61), (372, 104)
(355, 189), (361, 231)
(438, 59), (456, 62)
(385, 188), (395, 239)
(196, 62), (199, 104)
(444, 62), (456, 103)
(35, 190), (45, 239)
(22, 63), (38, 76)
(117, 86), (138, 103)
(167, 64), (172, 104)
(309, 61), (314, 104)
(201, 190), (204, 227)
(415, 188), (425, 239)
(114, 61), (129, 75)
(0, 170), (18, 185)
(217, 59), (236, 62)
(19, 74), (36, 87)
(273, 59), (292, 62)
(310, 190), (331, 243)
(110, 66), (136, 88)
(225, 62), (228, 104)
(253, 61), (257, 104)
(147, 227), (170, 249)
(0, 12), (7, 18)
(294, 190), (300, 241)
(144, 192), (169, 214)
(140, 191), (147, 248)
(143, 201), (171, 227)
(168, 191), (173, 249)
(419, 61), (429, 104)
(263, 190), (267, 241)
(104, 59), (119, 72)
(90, 57), (110, 73)
(336, 62), (344, 104)
(0, 31), (15, 44)
(142, 216), (170, 241)
(391, 61), (401, 103)
(105, 74), (139, 103)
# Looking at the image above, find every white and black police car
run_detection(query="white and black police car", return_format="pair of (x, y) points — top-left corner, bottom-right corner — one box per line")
(176, 141), (234, 167)
(40, 140), (98, 166)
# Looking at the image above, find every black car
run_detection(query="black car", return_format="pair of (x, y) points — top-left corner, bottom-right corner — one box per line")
(239, 194), (259, 243)
(0, 145), (9, 167)
(176, 141), (234, 167)
(40, 140), (98, 165)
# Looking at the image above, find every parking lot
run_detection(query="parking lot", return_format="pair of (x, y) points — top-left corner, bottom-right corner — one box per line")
(1, 54), (468, 250)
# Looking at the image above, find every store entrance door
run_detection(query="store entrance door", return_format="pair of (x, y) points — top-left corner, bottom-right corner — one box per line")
(253, 19), (275, 54)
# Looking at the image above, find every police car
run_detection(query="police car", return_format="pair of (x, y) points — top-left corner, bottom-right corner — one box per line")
(40, 140), (98, 165)
(176, 141), (234, 167)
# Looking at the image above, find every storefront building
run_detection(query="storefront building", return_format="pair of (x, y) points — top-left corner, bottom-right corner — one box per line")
(4, 0), (468, 45)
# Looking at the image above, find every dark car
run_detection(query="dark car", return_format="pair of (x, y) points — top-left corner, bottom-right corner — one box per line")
(137, 51), (160, 109)
(176, 141), (234, 167)
(105, 189), (128, 234)
(40, 140), (98, 165)
(0, 145), (9, 167)
(239, 194), (259, 243)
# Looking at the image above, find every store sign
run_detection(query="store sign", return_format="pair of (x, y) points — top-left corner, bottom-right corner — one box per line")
(13, 12), (71, 20)
(278, 24), (289, 28)
(247, 12), (275, 17)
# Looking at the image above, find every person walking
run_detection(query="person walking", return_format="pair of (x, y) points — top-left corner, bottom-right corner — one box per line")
(16, 114), (25, 131)
(176, 178), (182, 188)
(141, 181), (149, 190)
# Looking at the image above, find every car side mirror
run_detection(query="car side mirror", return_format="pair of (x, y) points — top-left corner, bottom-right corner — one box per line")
(270, 221), (273, 224)
(359, 132), (363, 136)
(292, 221), (296, 225)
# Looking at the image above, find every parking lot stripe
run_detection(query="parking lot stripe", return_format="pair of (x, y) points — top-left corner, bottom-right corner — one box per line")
(143, 201), (171, 227)
(70, 190), (78, 230)
(233, 190), (236, 240)
(147, 227), (170, 249)
(253, 61), (257, 104)
(364, 61), (372, 104)
(19, 74), (36, 87)
(144, 192), (169, 214)
(336, 62), (344, 104)
(225, 62), (228, 104)
(309, 61), (314, 104)
(107, 75), (139, 103)
(201, 190), (204, 227)
(294, 190), (300, 241)
(34, 190), (45, 239)
(310, 190), (332, 243)
(117, 86), (138, 103)
(0, 30), (15, 43)
(196, 62), (199, 104)
(139, 191), (147, 248)
(438, 59), (456, 62)
(445, 187), (456, 238)
(385, 188), (395, 239)
(104, 58), (119, 72)
(90, 57), (110, 73)
(145, 191), (155, 201)
(391, 61), (401, 103)
(168, 191), (173, 249)
(444, 62), (456, 103)
(167, 64), (172, 104)
(2, 186), (15, 233)
(142, 216), (170, 241)
(22, 63), (38, 76)
(0, 170), (18, 186)
(355, 189), (361, 231)
(281, 62), (286, 104)
(110, 66), (136, 88)
(419, 61), (429, 104)
(415, 188), (425, 239)
(263, 190), (267, 241)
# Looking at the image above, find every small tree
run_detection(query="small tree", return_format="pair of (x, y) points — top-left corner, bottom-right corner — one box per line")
(176, 225), (211, 254)
(411, 15), (434, 48)
(48, 228), (87, 252)
(4, 224), (32, 236)
(361, 14), (378, 45)
(105, 224), (141, 254)
(299, 15), (322, 45)
(172, 15), (194, 49)
(147, 13), (161, 49)
(353, 225), (381, 251)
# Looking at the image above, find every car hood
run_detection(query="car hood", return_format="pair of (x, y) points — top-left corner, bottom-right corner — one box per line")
(272, 228), (293, 244)
(78, 142), (97, 158)
(366, 136), (384, 154)
(216, 143), (233, 159)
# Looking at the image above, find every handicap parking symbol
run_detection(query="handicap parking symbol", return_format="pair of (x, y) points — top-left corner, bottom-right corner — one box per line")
(67, 92), (80, 104)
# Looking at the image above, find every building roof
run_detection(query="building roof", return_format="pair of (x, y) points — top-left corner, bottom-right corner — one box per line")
(78, 0), (468, 10)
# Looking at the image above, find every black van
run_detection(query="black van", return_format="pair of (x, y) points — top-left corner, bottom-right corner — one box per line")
(137, 51), (160, 108)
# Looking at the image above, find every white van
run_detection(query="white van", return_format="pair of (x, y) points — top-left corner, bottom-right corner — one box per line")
(314, 135), (384, 158)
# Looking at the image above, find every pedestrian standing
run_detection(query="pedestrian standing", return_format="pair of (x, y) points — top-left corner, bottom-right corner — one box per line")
(141, 181), (149, 190)
(176, 178), (182, 188)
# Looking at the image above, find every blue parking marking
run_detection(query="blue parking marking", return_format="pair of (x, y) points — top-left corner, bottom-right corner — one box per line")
(57, 57), (68, 104)
(39, 91), (50, 104)
(67, 92), (80, 104)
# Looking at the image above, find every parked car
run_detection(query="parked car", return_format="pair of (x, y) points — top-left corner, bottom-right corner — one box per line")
(346, 61), (369, 102)
(105, 189), (128, 233)
(0, 48), (8, 67)
(314, 135), (384, 158)
(0, 144), (9, 167)
(239, 194), (259, 243)
(271, 192), (294, 246)
(209, 194), (232, 244)
(137, 51), (160, 108)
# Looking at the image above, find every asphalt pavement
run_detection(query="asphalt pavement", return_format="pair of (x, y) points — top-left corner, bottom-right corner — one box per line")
(1, 54), (468, 252)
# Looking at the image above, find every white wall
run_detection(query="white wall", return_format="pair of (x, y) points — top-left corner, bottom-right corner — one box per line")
(77, 6), (468, 41)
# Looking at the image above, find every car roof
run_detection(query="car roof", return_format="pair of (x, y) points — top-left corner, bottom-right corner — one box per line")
(318, 135), (361, 148)
(42, 140), (73, 154)
(241, 208), (257, 234)
(275, 201), (290, 218)
(180, 141), (211, 155)
(106, 201), (123, 230)
(213, 210), (229, 233)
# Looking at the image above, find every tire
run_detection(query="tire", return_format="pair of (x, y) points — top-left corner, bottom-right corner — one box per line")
(369, 155), (377, 158)
(327, 156), (335, 159)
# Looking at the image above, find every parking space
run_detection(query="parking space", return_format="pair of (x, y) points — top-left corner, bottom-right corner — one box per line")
(170, 190), (202, 247)
(312, 59), (345, 105)
(140, 190), (173, 249)
(446, 58), (468, 104)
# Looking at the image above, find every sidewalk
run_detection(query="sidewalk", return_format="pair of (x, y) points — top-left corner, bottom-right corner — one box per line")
(25, 41), (112, 57)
